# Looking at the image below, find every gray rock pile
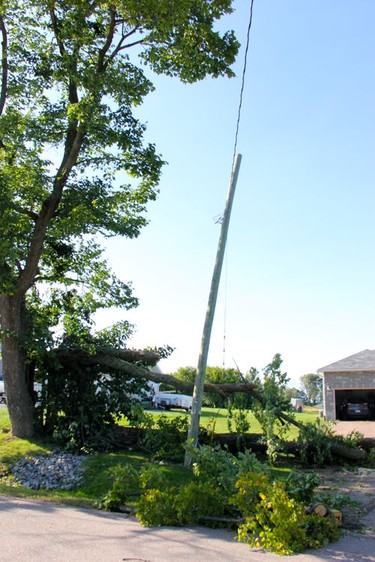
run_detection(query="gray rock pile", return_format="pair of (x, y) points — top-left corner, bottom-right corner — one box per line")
(11, 452), (85, 490)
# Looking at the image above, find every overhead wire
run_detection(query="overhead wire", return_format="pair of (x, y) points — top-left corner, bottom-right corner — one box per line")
(223, 0), (256, 367)
(231, 0), (255, 169)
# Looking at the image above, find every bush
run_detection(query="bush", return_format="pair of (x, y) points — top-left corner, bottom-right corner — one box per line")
(191, 444), (239, 496)
(44, 360), (153, 452)
(97, 464), (140, 511)
(297, 419), (336, 466)
(136, 488), (179, 526)
(284, 472), (322, 504)
(175, 481), (228, 525)
(140, 415), (189, 462)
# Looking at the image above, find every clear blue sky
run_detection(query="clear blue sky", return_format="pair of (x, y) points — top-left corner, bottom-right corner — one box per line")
(96, 0), (375, 386)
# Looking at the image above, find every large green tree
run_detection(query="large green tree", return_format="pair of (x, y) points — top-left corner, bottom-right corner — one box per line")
(174, 365), (244, 407)
(0, 0), (239, 438)
(300, 373), (323, 405)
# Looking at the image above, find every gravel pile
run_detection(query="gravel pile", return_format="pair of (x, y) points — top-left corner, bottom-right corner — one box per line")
(11, 452), (85, 490)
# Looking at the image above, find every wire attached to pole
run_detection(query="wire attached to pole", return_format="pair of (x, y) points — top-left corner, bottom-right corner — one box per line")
(223, 0), (255, 367)
(184, 1), (256, 466)
(231, 0), (255, 170)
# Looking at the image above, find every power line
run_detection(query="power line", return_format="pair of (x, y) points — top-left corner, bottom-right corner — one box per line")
(223, 0), (256, 366)
(231, 0), (255, 170)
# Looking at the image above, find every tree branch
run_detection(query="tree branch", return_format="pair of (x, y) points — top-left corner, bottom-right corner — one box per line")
(13, 205), (39, 222)
(17, 123), (85, 295)
(104, 26), (146, 68)
(97, 5), (116, 72)
(48, 2), (66, 56)
(95, 348), (160, 365)
(55, 348), (260, 399)
(0, 14), (8, 118)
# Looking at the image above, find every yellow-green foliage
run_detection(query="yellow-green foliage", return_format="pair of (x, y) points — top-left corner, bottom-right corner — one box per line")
(233, 472), (340, 555)
(136, 488), (179, 526)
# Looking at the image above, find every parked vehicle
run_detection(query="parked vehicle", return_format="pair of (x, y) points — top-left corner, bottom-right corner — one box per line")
(0, 377), (5, 404)
(345, 400), (369, 420)
(0, 377), (42, 405)
(153, 391), (192, 412)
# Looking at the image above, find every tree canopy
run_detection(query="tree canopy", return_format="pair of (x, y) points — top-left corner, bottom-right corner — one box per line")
(300, 373), (323, 405)
(174, 365), (246, 407)
(0, 0), (239, 437)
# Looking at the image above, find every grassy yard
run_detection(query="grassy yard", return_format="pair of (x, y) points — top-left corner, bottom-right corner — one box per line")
(118, 405), (320, 436)
(0, 405), (319, 507)
(0, 411), (192, 507)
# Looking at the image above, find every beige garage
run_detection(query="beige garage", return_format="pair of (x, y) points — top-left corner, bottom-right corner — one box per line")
(318, 349), (375, 421)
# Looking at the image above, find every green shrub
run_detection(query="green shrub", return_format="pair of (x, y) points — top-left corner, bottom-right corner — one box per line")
(140, 415), (189, 462)
(135, 446), (268, 526)
(303, 514), (341, 550)
(136, 487), (180, 526)
(136, 478), (230, 526)
(236, 481), (308, 555)
(297, 419), (335, 466)
(139, 464), (169, 491)
(97, 464), (140, 511)
(191, 444), (239, 497)
(98, 462), (173, 513)
(175, 481), (227, 525)
(340, 430), (364, 448)
(284, 471), (322, 504)
(230, 471), (270, 517)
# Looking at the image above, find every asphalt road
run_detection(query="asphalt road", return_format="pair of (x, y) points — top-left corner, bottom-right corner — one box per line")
(1, 495), (375, 562)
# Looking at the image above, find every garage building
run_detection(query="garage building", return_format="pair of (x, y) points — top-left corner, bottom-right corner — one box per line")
(318, 349), (375, 421)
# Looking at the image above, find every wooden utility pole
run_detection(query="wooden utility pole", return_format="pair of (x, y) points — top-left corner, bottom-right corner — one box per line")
(184, 154), (242, 466)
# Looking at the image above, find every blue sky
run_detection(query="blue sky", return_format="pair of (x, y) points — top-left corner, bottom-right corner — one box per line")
(96, 0), (375, 386)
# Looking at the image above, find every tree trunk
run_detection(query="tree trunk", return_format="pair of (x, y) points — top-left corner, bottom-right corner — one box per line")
(0, 294), (35, 438)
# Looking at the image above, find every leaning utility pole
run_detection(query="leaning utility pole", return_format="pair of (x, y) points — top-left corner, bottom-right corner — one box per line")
(184, 154), (242, 466)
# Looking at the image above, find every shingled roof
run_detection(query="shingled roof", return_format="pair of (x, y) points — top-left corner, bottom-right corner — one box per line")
(318, 349), (375, 372)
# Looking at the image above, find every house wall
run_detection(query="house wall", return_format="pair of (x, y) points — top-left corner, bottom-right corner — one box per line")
(323, 371), (375, 420)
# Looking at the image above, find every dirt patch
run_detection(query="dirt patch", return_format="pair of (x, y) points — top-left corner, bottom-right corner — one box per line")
(307, 422), (375, 533)
(314, 467), (375, 533)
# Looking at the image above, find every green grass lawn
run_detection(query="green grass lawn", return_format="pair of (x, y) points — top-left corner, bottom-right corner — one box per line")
(0, 405), (319, 507)
(0, 407), (195, 506)
(129, 405), (320, 437)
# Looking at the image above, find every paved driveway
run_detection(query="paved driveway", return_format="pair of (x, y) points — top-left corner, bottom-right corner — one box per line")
(333, 420), (375, 439)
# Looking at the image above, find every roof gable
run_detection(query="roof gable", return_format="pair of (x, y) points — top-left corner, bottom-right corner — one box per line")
(318, 349), (375, 372)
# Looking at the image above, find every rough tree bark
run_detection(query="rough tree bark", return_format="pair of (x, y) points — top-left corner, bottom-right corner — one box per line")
(0, 294), (35, 437)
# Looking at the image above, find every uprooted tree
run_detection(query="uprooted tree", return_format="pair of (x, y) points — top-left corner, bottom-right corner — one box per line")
(0, 0), (240, 438)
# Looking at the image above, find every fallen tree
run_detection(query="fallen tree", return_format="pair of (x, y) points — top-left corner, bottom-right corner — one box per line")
(35, 345), (262, 448)
(49, 346), (369, 462)
(212, 433), (367, 461)
(54, 346), (260, 399)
